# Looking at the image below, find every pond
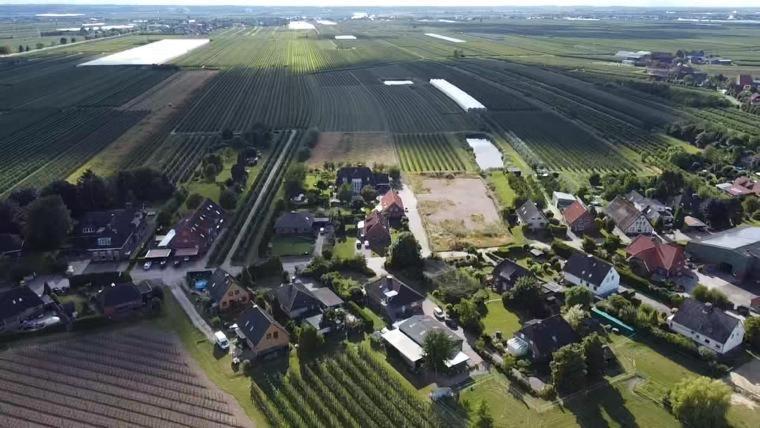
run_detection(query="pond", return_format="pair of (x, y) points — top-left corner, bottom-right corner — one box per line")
(466, 138), (503, 170)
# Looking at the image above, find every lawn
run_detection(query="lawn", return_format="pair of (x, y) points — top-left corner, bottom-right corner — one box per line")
(333, 237), (357, 259)
(487, 171), (517, 208)
(482, 298), (521, 337)
(270, 235), (314, 257)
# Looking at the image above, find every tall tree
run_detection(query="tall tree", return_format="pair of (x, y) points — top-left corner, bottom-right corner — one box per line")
(669, 377), (731, 428)
(550, 343), (587, 394)
(387, 231), (422, 269)
(422, 330), (458, 375)
(22, 195), (72, 250)
(41, 180), (80, 215)
(582, 333), (606, 378)
(743, 316), (760, 352)
(77, 169), (110, 211)
(564, 286), (593, 310)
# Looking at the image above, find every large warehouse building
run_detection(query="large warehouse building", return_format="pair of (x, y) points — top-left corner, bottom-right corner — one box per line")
(686, 227), (760, 281)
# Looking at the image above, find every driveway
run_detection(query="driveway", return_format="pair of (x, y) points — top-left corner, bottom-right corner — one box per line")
(619, 285), (672, 313)
(678, 270), (758, 307)
(397, 184), (431, 257)
(421, 298), (483, 368)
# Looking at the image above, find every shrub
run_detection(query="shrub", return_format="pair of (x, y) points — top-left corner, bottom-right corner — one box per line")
(346, 301), (374, 332)
(551, 240), (575, 259)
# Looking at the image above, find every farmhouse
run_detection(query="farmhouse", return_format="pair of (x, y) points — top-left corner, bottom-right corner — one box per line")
(207, 268), (250, 312)
(625, 190), (674, 229)
(685, 226), (760, 280)
(492, 259), (531, 292)
(563, 253), (619, 297)
(605, 196), (653, 235)
(236, 305), (290, 359)
(335, 166), (390, 195)
(362, 211), (391, 253)
(737, 74), (754, 88)
(0, 286), (45, 333)
(614, 50), (650, 66)
(69, 208), (148, 261)
(552, 191), (578, 210)
(508, 315), (580, 362)
(380, 191), (405, 220)
(382, 315), (469, 371)
(276, 281), (322, 320)
(668, 299), (744, 354)
(365, 275), (424, 322)
(97, 282), (153, 319)
(562, 200), (595, 234)
(516, 200), (548, 231)
(626, 236), (686, 278)
(274, 211), (314, 235)
(163, 199), (225, 258)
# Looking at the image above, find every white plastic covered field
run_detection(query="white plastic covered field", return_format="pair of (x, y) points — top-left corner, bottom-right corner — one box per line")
(335, 35), (357, 40)
(288, 21), (316, 30)
(429, 79), (485, 111)
(383, 80), (414, 86)
(425, 33), (465, 43)
(80, 39), (209, 66)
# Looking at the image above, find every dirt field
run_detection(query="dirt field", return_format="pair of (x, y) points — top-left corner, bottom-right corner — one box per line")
(0, 326), (251, 428)
(68, 70), (217, 180)
(308, 132), (398, 168)
(415, 176), (512, 251)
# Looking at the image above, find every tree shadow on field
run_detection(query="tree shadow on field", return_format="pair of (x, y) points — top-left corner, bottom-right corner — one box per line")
(561, 380), (638, 428)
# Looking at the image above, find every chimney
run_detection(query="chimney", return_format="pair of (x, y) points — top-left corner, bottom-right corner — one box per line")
(385, 275), (394, 289)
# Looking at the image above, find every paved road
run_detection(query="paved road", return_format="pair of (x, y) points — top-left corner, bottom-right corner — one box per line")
(222, 129), (297, 270)
(397, 184), (432, 257)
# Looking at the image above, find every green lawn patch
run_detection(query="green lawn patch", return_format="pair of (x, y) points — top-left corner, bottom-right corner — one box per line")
(488, 171), (517, 207)
(270, 235), (314, 257)
(482, 299), (521, 337)
(333, 237), (357, 259)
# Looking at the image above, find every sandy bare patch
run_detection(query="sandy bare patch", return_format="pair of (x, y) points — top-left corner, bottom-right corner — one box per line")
(308, 132), (398, 168)
(416, 177), (511, 251)
(69, 70), (216, 179)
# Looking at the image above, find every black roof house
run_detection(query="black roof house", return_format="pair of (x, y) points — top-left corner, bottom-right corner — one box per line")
(0, 286), (44, 323)
(335, 166), (390, 194)
(671, 299), (741, 344)
(277, 282), (322, 318)
(563, 253), (614, 287)
(398, 315), (463, 347)
(207, 268), (237, 303)
(237, 305), (285, 346)
(69, 208), (144, 252)
(99, 282), (142, 307)
(516, 315), (580, 361)
(492, 259), (531, 292)
(365, 275), (424, 320)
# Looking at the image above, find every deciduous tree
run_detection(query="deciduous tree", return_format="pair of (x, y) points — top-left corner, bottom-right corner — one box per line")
(422, 330), (458, 375)
(669, 376), (731, 428)
(23, 195), (72, 251)
(387, 231), (421, 269)
(550, 343), (587, 394)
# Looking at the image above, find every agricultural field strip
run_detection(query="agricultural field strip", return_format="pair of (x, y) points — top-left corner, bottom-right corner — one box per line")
(230, 129), (299, 264)
(393, 133), (472, 173)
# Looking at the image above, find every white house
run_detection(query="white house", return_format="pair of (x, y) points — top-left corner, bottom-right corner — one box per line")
(668, 299), (744, 354)
(563, 253), (619, 297)
(516, 200), (548, 231)
(552, 191), (578, 211)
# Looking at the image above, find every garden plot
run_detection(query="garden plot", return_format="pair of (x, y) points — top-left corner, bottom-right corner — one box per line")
(415, 177), (511, 251)
(430, 79), (485, 111)
(425, 33), (465, 43)
(308, 132), (398, 167)
(466, 137), (503, 170)
(80, 39), (209, 66)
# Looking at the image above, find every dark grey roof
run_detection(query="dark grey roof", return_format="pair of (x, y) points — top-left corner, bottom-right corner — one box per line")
(336, 166), (374, 187)
(69, 209), (144, 251)
(563, 253), (614, 287)
(0, 286), (44, 320)
(311, 287), (344, 308)
(237, 305), (284, 346)
(493, 259), (530, 285)
(398, 315), (462, 347)
(207, 268), (237, 303)
(100, 282), (142, 307)
(277, 282), (321, 314)
(518, 315), (579, 357)
(365, 275), (424, 309)
(672, 298), (740, 343)
(274, 211), (314, 231)
(516, 200), (546, 223)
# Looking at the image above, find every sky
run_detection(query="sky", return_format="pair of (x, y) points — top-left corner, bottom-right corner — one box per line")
(1, 1), (759, 8)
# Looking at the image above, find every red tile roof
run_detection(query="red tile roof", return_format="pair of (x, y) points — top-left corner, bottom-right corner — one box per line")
(380, 191), (404, 212)
(562, 201), (590, 226)
(626, 236), (685, 274)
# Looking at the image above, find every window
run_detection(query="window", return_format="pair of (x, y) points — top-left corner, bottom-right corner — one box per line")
(235, 290), (240, 295)
(97, 237), (112, 247)
(704, 338), (710, 344)
(266, 333), (271, 339)
(273, 331), (279, 339)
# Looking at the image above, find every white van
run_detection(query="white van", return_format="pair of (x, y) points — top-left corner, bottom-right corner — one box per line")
(214, 331), (230, 350)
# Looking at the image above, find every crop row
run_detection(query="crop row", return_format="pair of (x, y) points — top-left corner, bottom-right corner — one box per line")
(395, 133), (471, 172)
(253, 348), (438, 428)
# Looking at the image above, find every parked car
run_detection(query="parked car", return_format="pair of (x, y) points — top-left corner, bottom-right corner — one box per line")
(143, 261), (152, 270)
(319, 227), (325, 235)
(737, 306), (750, 317)
(159, 260), (168, 269)
(433, 306), (445, 320)
(444, 316), (458, 329)
(214, 331), (230, 351)
(173, 259), (182, 267)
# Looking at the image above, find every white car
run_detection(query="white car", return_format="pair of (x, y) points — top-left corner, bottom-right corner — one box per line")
(433, 307), (445, 320)
(214, 331), (230, 350)
(143, 261), (152, 270)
